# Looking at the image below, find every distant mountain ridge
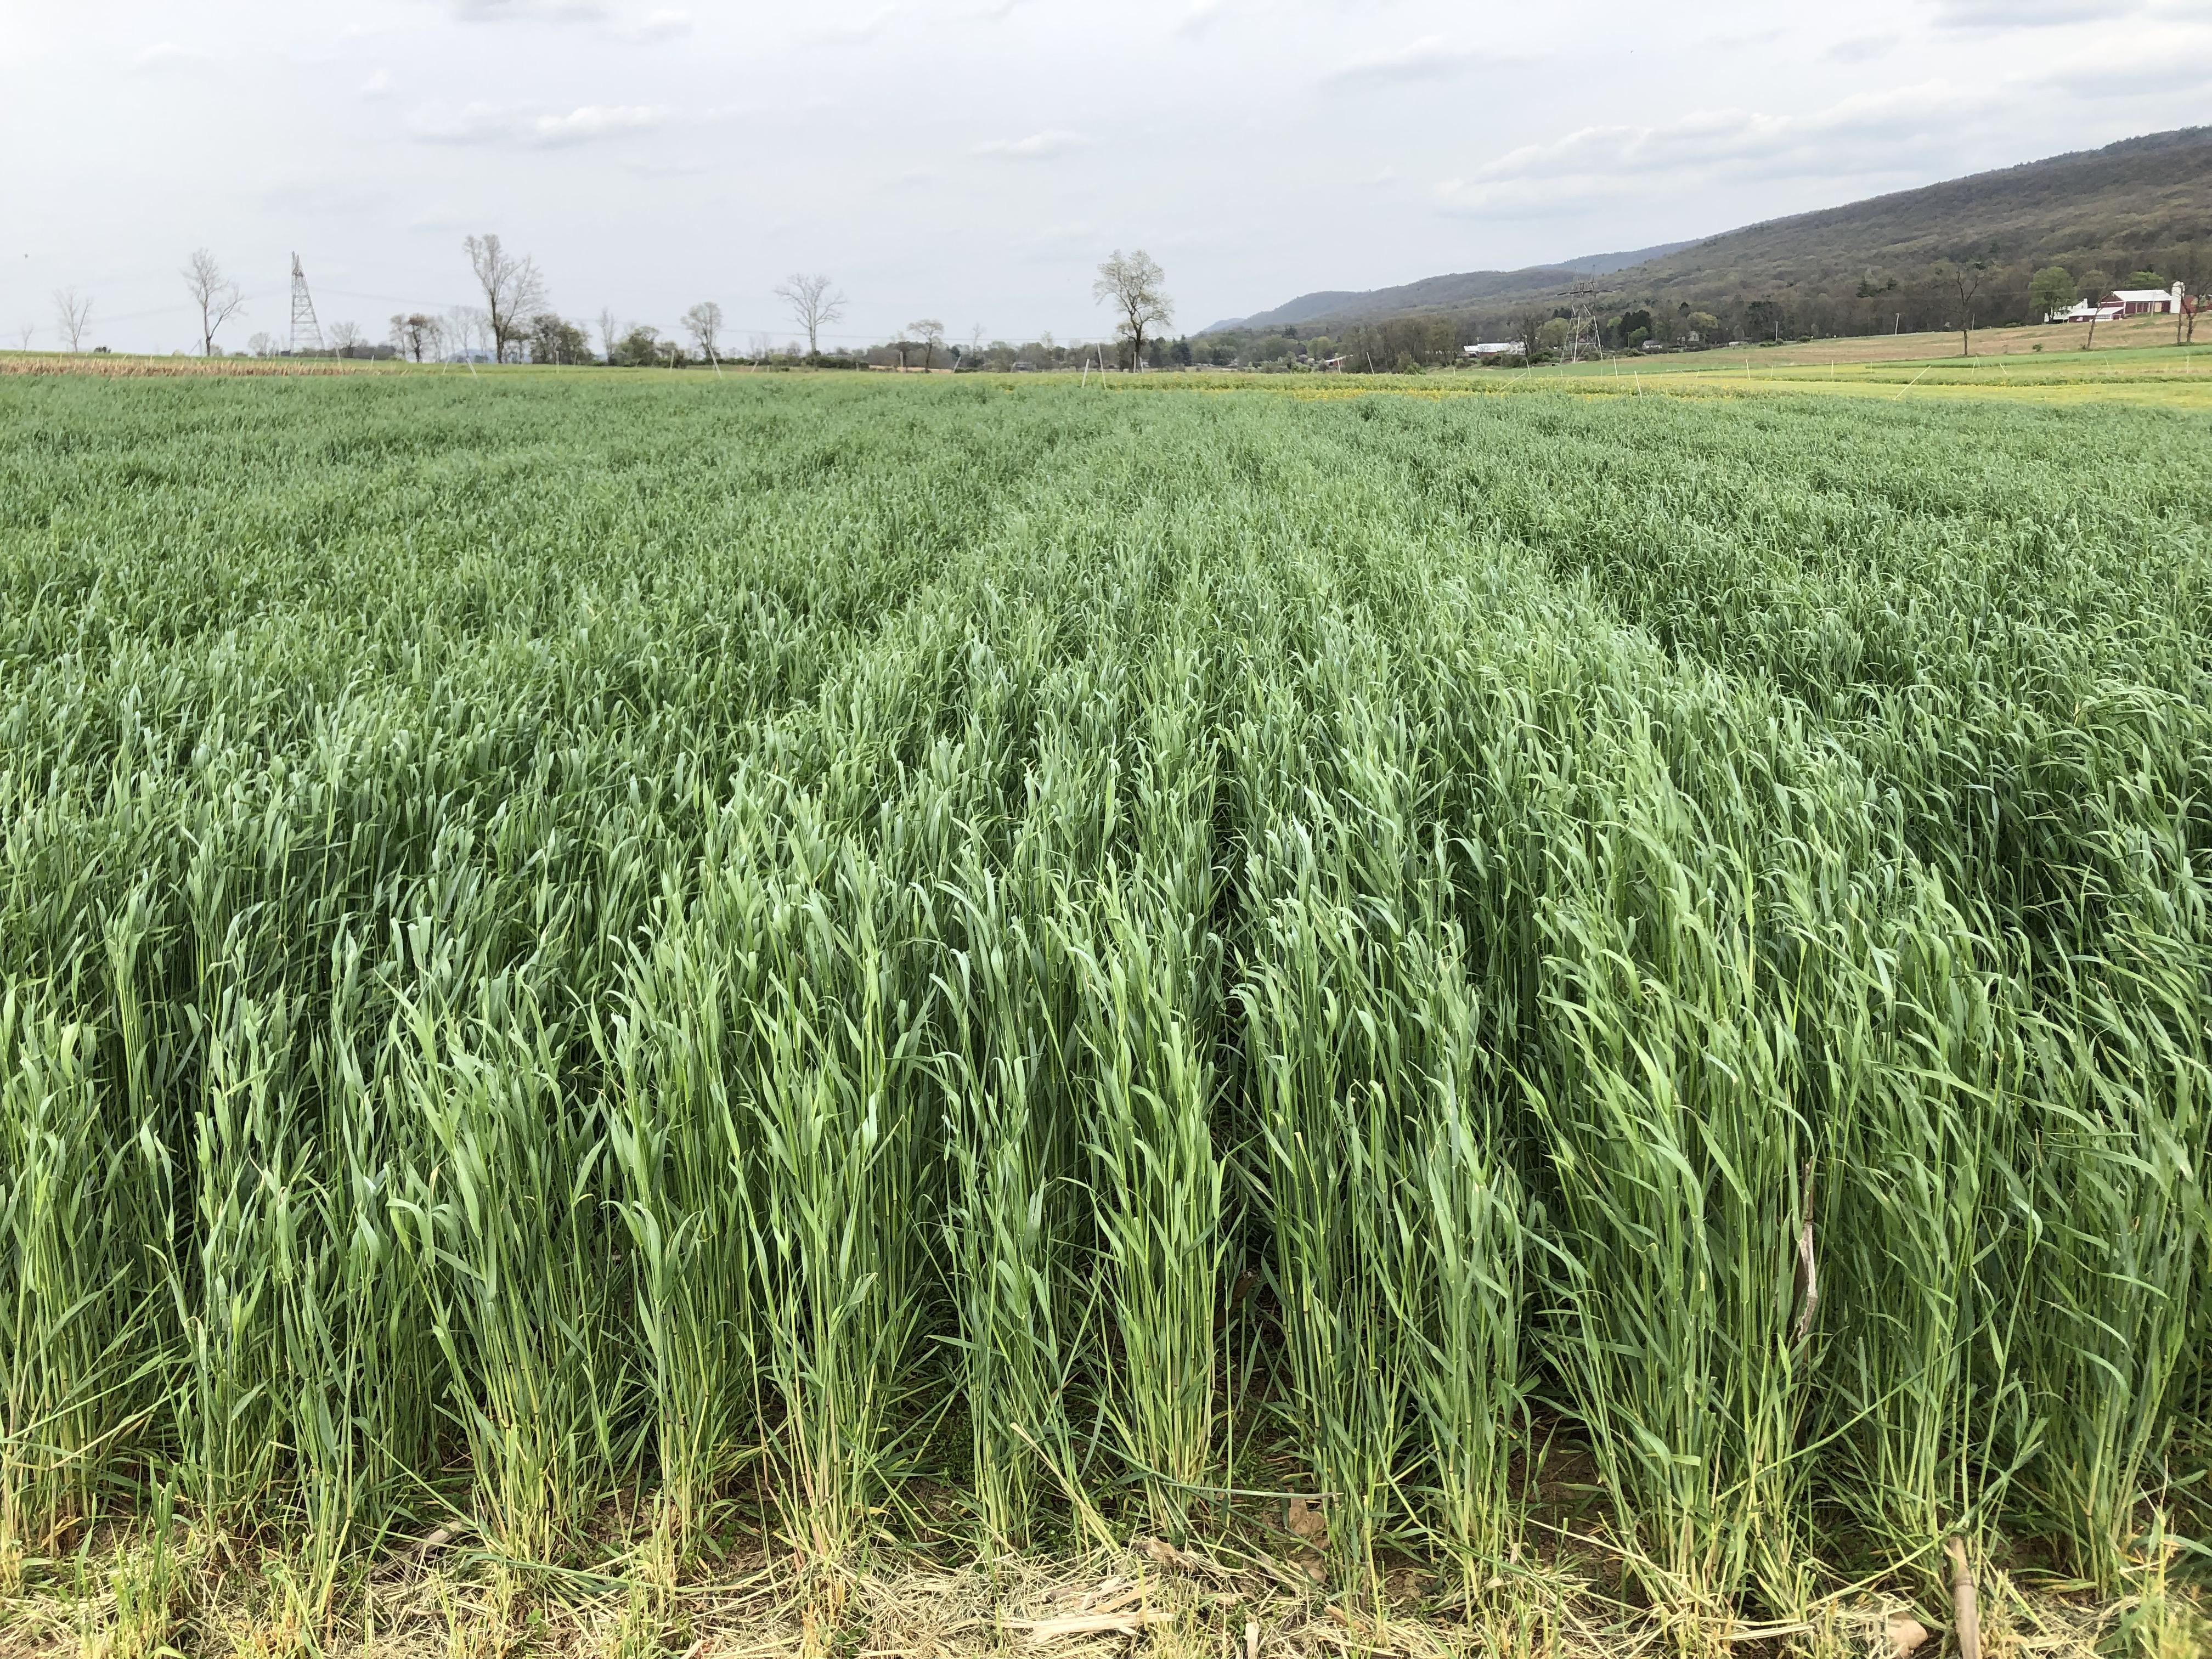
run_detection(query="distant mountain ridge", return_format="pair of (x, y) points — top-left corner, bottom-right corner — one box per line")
(1203, 239), (1697, 332)
(1555, 239), (1703, 276)
(1200, 126), (2212, 339)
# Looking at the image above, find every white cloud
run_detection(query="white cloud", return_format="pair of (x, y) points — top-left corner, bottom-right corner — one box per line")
(132, 42), (216, 69)
(1825, 34), (1897, 62)
(414, 102), (668, 146)
(2038, 29), (2212, 94)
(616, 9), (693, 42)
(1178, 0), (1254, 38)
(809, 5), (897, 41)
(975, 129), (1090, 159)
(451, 0), (608, 20)
(1434, 82), (1987, 216)
(1699, 26), (1785, 48)
(258, 179), (394, 218)
(1179, 0), (1225, 35)
(1933, 0), (2137, 26)
(360, 69), (393, 96)
(1325, 35), (1479, 87)
(1015, 222), (1099, 254)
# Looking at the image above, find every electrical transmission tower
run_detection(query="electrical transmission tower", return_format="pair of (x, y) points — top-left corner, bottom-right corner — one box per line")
(287, 254), (324, 354)
(1566, 274), (1604, 363)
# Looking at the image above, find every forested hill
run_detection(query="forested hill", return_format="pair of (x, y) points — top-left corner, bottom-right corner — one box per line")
(1206, 239), (1695, 331)
(1205, 126), (2212, 345)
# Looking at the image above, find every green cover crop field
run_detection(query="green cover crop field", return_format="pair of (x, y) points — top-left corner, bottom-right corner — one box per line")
(0, 371), (2205, 1657)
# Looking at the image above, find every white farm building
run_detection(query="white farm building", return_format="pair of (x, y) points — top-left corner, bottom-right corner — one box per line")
(2050, 281), (2185, 323)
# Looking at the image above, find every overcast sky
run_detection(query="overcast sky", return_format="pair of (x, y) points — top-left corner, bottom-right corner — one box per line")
(3, 0), (2207, 353)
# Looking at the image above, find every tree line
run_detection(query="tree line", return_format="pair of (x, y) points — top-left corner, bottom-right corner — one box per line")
(20, 239), (1181, 374)
(20, 229), (2204, 369)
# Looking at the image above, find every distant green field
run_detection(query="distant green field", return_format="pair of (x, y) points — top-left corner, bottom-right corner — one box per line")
(1, 374), (2205, 1652)
(1526, 338), (2212, 408)
(1124, 333), (2212, 409)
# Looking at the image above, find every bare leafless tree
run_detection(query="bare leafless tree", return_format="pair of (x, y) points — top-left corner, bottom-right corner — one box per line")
(444, 304), (492, 362)
(463, 233), (547, 363)
(1941, 256), (1990, 358)
(182, 250), (245, 356)
(907, 318), (945, 370)
(682, 301), (724, 365)
(17, 321), (37, 351)
(54, 289), (94, 352)
(2078, 268), (2112, 351)
(597, 307), (619, 364)
(1092, 250), (1171, 370)
(328, 320), (363, 356)
(247, 332), (275, 357)
(1513, 309), (1547, 364)
(775, 273), (846, 357)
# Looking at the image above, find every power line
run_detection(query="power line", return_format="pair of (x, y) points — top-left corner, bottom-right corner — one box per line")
(317, 285), (475, 311)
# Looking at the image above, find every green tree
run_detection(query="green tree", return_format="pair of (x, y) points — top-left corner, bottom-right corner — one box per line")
(526, 313), (594, 365)
(612, 325), (664, 368)
(2127, 270), (2162, 288)
(2028, 266), (2078, 318)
